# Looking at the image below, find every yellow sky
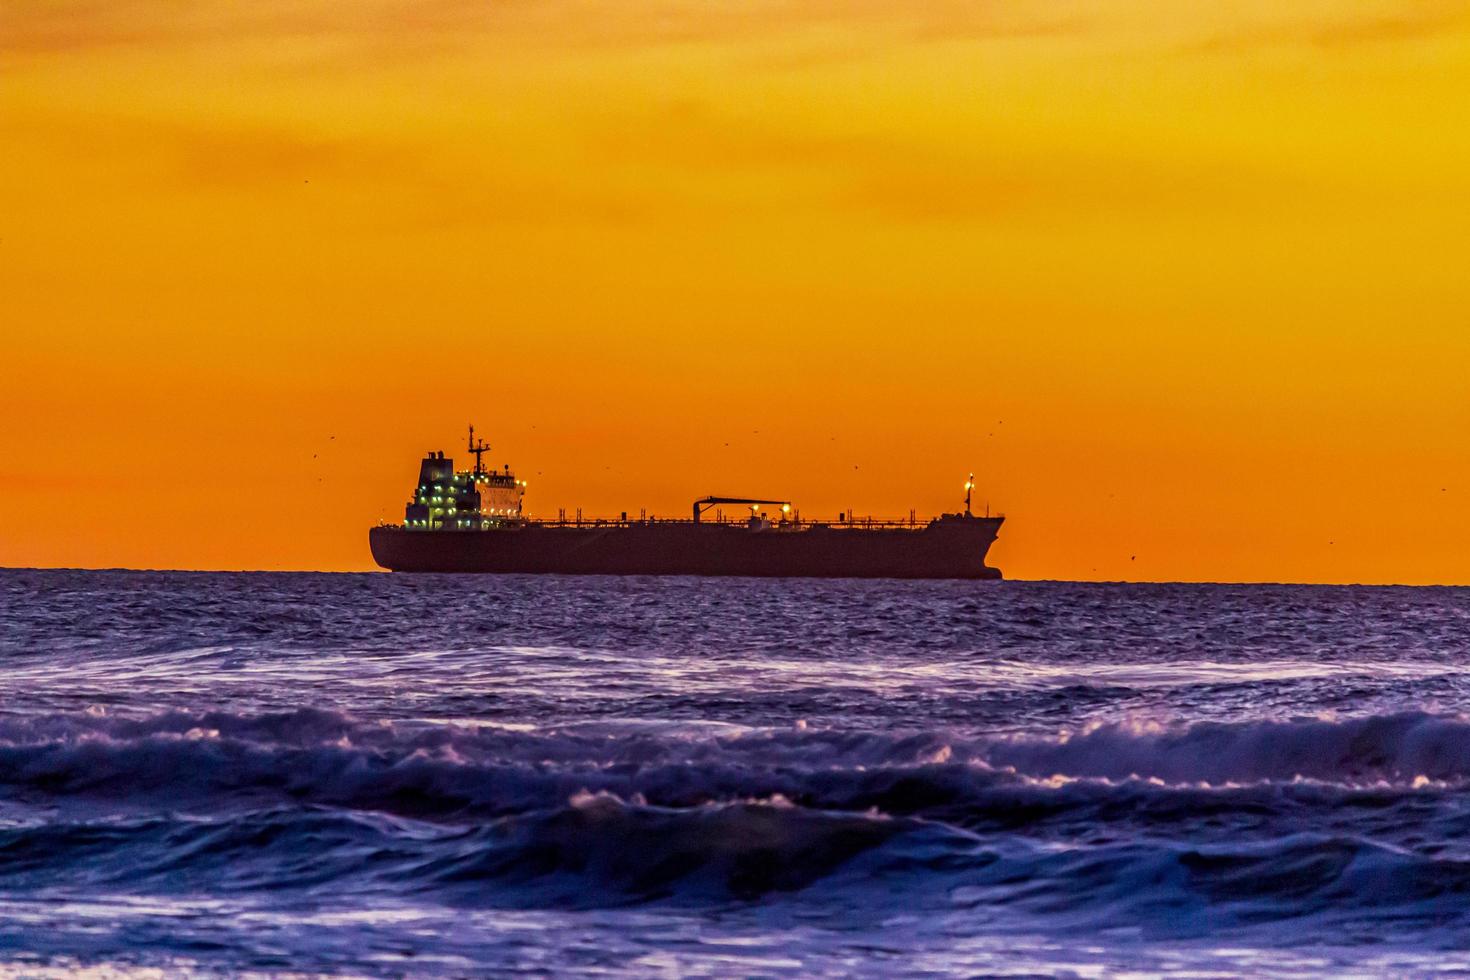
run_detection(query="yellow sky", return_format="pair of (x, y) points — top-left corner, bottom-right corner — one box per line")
(3, 0), (1469, 581)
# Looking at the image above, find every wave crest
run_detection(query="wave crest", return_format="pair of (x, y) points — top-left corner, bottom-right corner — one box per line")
(4, 709), (1470, 828)
(982, 711), (1470, 785)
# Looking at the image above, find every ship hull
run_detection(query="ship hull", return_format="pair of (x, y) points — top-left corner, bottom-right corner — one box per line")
(369, 518), (1003, 579)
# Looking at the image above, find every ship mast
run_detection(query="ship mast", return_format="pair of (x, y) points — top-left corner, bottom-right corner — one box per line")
(468, 424), (491, 478)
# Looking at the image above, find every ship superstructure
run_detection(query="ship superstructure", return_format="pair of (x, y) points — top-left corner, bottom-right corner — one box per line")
(372, 427), (1004, 579)
(402, 427), (526, 530)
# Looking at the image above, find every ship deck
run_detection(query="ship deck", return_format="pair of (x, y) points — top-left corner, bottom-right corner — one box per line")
(380, 515), (1003, 532)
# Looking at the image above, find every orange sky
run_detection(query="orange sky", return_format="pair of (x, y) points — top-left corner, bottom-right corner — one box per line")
(3, 0), (1469, 581)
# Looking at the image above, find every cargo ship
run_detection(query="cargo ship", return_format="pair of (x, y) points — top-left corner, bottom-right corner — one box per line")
(369, 428), (1004, 579)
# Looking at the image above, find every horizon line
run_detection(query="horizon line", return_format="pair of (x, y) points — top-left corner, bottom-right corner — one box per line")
(2, 565), (1465, 589)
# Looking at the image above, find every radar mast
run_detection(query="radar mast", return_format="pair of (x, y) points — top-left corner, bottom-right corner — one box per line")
(468, 425), (491, 478)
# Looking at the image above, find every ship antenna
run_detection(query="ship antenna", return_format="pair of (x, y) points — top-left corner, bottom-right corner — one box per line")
(468, 424), (491, 477)
(964, 473), (974, 517)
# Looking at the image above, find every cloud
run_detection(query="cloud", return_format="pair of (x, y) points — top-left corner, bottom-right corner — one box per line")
(1188, 1), (1470, 53)
(10, 0), (1465, 69)
(168, 125), (418, 189)
(3, 108), (422, 197)
(4, 0), (1078, 61)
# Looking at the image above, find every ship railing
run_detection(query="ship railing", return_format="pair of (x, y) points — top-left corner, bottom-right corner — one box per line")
(381, 513), (1003, 531)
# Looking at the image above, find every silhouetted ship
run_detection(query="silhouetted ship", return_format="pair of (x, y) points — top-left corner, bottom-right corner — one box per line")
(369, 428), (1004, 579)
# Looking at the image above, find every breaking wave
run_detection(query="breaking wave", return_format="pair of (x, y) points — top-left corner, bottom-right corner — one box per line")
(5, 707), (1470, 921)
(6, 709), (1470, 816)
(0, 797), (932, 907)
(982, 711), (1470, 785)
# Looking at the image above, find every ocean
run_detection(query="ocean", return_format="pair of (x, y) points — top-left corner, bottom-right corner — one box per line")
(2, 569), (1469, 976)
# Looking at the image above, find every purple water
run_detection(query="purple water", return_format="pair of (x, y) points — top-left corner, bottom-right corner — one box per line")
(2, 569), (1470, 975)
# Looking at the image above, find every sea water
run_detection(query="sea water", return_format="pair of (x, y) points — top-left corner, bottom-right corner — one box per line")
(2, 569), (1469, 975)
